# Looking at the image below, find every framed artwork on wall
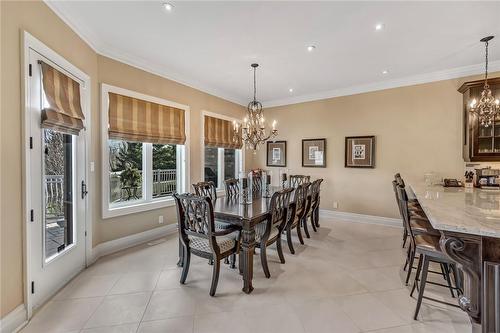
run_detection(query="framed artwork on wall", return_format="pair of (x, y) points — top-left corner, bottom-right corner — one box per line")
(345, 136), (375, 168)
(302, 138), (326, 167)
(266, 141), (287, 167)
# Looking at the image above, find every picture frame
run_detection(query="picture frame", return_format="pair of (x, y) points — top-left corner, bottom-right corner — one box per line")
(302, 138), (326, 167)
(345, 136), (375, 168)
(266, 141), (287, 167)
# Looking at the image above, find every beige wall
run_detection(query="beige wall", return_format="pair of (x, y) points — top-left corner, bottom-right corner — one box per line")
(251, 73), (500, 218)
(0, 0), (245, 318)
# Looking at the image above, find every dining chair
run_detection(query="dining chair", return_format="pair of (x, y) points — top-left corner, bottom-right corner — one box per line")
(302, 178), (323, 235)
(173, 193), (240, 296)
(254, 187), (293, 278)
(284, 183), (309, 254)
(289, 175), (311, 188)
(224, 178), (239, 197)
(395, 184), (461, 319)
(192, 181), (217, 201)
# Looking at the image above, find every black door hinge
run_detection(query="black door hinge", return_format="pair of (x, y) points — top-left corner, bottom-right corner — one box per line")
(31, 281), (35, 294)
(30, 209), (34, 222)
(29, 137), (33, 149)
(29, 64), (32, 77)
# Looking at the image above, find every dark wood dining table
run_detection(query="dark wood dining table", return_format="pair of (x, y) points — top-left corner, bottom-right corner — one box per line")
(212, 192), (275, 294)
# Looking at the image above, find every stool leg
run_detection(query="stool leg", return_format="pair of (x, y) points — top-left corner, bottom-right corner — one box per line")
(410, 253), (423, 297)
(443, 264), (455, 298)
(405, 245), (416, 285)
(414, 255), (430, 320)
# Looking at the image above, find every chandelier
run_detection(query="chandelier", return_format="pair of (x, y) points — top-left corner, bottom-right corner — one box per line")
(469, 36), (500, 127)
(233, 63), (277, 151)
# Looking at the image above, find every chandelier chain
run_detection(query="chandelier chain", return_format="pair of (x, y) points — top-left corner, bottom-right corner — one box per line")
(485, 40), (489, 86)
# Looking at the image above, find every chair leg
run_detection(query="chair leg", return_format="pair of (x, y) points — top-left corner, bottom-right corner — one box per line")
(310, 215), (317, 233)
(414, 255), (430, 320)
(402, 229), (408, 248)
(230, 253), (236, 269)
(410, 253), (423, 297)
(260, 244), (271, 278)
(405, 245), (416, 285)
(296, 223), (304, 245)
(180, 247), (190, 284)
(224, 257), (229, 265)
(303, 217), (311, 238)
(209, 259), (221, 296)
(314, 207), (320, 228)
(277, 237), (286, 264)
(286, 227), (295, 254)
(443, 264), (455, 298)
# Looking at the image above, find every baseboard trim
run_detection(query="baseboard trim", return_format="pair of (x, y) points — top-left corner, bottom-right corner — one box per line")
(0, 304), (27, 333)
(91, 223), (177, 263)
(320, 209), (402, 228)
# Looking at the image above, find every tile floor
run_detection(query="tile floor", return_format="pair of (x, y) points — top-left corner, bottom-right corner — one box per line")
(21, 216), (472, 333)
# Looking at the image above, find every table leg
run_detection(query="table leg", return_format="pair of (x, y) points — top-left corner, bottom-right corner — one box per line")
(439, 233), (481, 324)
(241, 224), (256, 294)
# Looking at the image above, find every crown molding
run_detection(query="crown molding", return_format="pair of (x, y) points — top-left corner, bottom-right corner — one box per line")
(45, 0), (500, 110)
(264, 60), (500, 108)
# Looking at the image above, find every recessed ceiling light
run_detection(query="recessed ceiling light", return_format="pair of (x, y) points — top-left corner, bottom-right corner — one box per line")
(307, 45), (316, 52)
(382, 70), (389, 74)
(375, 23), (384, 31)
(289, 88), (294, 93)
(163, 3), (174, 12)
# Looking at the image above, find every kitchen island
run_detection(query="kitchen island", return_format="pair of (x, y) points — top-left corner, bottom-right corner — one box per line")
(409, 183), (500, 333)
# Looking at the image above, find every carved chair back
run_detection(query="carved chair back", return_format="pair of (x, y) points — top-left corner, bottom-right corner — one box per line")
(173, 193), (219, 253)
(267, 188), (293, 234)
(286, 183), (310, 228)
(310, 178), (323, 210)
(290, 175), (311, 188)
(224, 178), (239, 197)
(192, 181), (217, 201)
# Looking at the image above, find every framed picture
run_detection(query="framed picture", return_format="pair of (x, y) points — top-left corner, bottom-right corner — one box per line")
(345, 136), (375, 168)
(302, 138), (326, 167)
(266, 141), (287, 167)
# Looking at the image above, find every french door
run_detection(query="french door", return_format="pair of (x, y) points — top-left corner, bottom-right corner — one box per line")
(27, 48), (88, 310)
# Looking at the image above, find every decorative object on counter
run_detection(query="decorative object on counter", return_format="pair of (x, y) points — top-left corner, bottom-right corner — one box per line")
(262, 171), (271, 198)
(266, 141), (287, 167)
(302, 138), (326, 167)
(443, 178), (463, 187)
(474, 167), (500, 189)
(345, 136), (375, 168)
(233, 63), (278, 151)
(468, 36), (500, 128)
(239, 172), (253, 204)
(464, 171), (475, 188)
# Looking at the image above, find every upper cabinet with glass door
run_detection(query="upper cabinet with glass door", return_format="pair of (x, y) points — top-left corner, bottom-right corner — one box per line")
(459, 78), (500, 162)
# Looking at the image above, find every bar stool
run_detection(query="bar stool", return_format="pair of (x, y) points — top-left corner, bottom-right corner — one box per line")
(396, 184), (461, 319)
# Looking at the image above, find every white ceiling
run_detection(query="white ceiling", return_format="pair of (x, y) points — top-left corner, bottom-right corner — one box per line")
(47, 1), (500, 107)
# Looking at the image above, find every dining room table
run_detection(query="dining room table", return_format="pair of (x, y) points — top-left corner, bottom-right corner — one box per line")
(177, 185), (304, 294)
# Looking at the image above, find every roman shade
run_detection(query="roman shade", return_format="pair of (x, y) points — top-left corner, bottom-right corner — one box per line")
(40, 61), (85, 135)
(108, 92), (186, 145)
(204, 115), (243, 149)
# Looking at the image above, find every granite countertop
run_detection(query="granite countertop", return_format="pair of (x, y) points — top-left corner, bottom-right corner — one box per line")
(409, 183), (500, 238)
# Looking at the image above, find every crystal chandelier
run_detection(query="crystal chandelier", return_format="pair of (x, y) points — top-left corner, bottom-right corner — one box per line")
(233, 63), (277, 151)
(469, 36), (500, 127)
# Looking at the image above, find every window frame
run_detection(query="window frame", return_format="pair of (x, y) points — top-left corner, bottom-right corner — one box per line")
(201, 110), (244, 194)
(101, 84), (190, 219)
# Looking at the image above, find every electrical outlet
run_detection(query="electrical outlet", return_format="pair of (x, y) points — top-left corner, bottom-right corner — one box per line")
(158, 215), (164, 224)
(333, 201), (338, 209)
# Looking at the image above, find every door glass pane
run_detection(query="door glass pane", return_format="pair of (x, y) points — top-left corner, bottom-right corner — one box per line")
(152, 144), (177, 198)
(108, 140), (143, 204)
(204, 147), (219, 185)
(43, 129), (74, 260)
(224, 149), (236, 180)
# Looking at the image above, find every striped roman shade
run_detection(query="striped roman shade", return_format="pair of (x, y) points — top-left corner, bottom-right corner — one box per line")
(108, 92), (186, 145)
(204, 115), (243, 149)
(40, 61), (85, 135)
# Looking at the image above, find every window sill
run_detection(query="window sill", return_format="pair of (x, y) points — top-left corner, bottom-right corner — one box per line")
(102, 197), (176, 219)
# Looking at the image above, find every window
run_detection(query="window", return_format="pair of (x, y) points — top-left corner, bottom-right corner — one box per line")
(202, 112), (243, 190)
(102, 84), (189, 218)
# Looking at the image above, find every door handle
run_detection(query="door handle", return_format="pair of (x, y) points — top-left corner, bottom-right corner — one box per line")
(81, 180), (88, 199)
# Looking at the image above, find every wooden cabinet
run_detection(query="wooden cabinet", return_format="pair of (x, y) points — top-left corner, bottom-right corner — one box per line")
(459, 78), (500, 162)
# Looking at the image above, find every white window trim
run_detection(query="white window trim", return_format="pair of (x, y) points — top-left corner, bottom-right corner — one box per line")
(101, 84), (190, 219)
(201, 110), (244, 195)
